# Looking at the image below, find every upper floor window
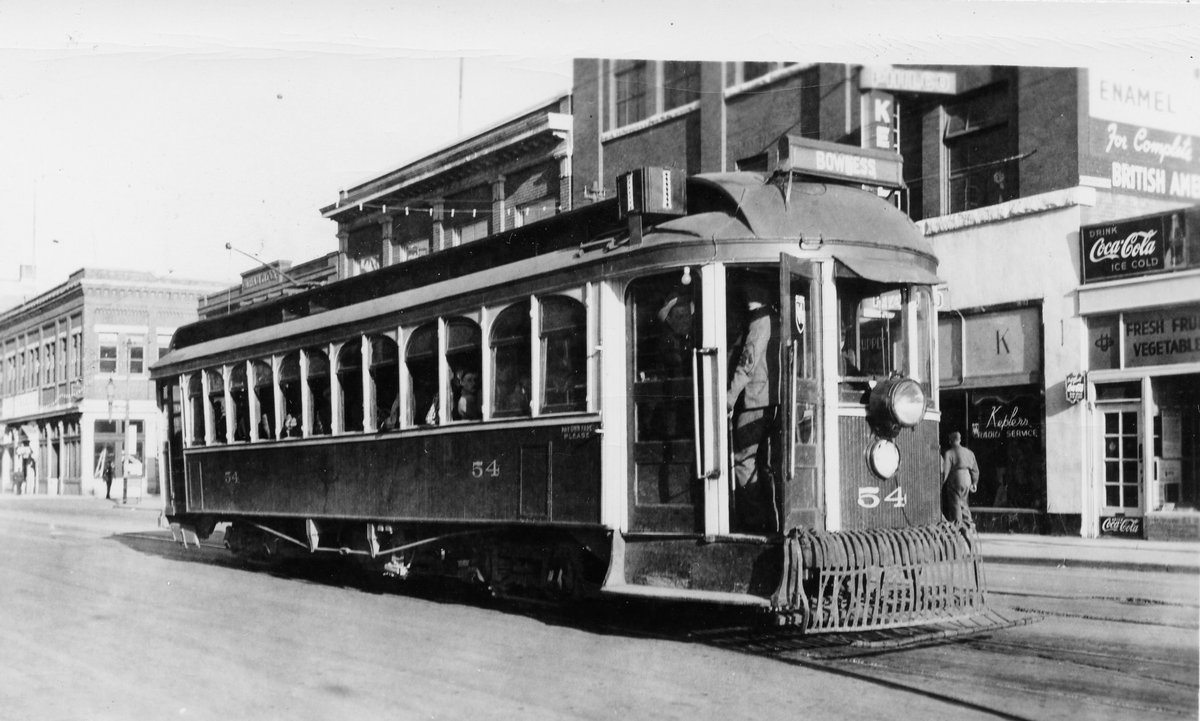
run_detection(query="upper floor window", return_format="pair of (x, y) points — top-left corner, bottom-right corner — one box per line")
(128, 337), (146, 375)
(99, 334), (118, 374)
(945, 84), (1016, 213)
(614, 60), (649, 128)
(663, 61), (701, 110)
(450, 218), (489, 246)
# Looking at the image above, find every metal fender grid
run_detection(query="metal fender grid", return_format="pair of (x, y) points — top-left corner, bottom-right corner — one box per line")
(784, 523), (992, 633)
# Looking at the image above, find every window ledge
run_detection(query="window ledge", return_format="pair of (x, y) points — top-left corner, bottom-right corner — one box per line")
(601, 101), (700, 143)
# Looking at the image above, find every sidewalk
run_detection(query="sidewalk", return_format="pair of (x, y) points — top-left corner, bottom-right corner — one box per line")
(980, 532), (1200, 573)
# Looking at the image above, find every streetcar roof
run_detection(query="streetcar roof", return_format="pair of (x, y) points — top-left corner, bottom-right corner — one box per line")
(153, 172), (937, 377)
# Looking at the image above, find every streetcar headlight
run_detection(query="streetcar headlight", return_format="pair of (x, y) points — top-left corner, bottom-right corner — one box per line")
(867, 377), (927, 436)
(867, 438), (901, 480)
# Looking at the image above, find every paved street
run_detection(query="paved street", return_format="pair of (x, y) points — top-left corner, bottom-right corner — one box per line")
(1, 497), (1196, 721)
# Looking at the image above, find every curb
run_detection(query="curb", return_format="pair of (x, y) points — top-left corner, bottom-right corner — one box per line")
(983, 554), (1200, 574)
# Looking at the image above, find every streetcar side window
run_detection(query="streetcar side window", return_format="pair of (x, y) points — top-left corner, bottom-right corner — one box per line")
(306, 348), (332, 436)
(490, 301), (531, 418)
(205, 368), (226, 444)
(405, 323), (439, 426)
(336, 340), (364, 433)
(229, 363), (250, 442)
(279, 352), (302, 438)
(187, 373), (206, 446)
(540, 296), (586, 414)
(370, 334), (400, 431)
(252, 359), (274, 441)
(446, 318), (482, 422)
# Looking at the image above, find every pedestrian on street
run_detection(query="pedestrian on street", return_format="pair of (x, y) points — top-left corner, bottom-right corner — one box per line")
(102, 456), (114, 500)
(941, 431), (980, 525)
(14, 438), (34, 495)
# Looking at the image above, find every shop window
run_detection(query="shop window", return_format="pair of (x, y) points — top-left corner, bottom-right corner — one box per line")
(945, 84), (1016, 213)
(540, 296), (587, 413)
(405, 323), (439, 426)
(229, 363), (250, 442)
(491, 302), (531, 418)
(252, 359), (274, 441)
(99, 334), (118, 374)
(336, 340), (364, 433)
(446, 319), (482, 421)
(306, 348), (331, 436)
(187, 374), (206, 446)
(279, 353), (302, 438)
(205, 368), (226, 444)
(613, 60), (649, 128)
(663, 61), (700, 110)
(371, 335), (400, 431)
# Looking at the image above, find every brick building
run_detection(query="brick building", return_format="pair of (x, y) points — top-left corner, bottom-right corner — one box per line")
(323, 95), (572, 273)
(0, 268), (223, 497)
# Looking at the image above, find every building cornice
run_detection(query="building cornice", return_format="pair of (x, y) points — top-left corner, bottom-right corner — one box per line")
(917, 186), (1098, 236)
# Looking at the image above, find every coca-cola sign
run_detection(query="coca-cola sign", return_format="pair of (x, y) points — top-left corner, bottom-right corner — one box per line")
(1100, 515), (1143, 538)
(1081, 212), (1180, 282)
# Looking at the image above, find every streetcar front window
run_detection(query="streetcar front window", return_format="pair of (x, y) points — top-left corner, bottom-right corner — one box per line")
(837, 280), (934, 406)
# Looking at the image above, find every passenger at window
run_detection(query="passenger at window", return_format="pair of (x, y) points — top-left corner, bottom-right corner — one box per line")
(495, 364), (529, 416)
(258, 413), (272, 440)
(452, 370), (482, 420)
(281, 407), (300, 438)
(382, 396), (401, 430)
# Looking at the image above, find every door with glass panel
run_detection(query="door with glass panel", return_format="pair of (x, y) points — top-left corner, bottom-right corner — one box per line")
(1100, 404), (1143, 516)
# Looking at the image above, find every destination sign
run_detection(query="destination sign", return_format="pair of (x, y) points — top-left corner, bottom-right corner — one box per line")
(860, 65), (958, 95)
(774, 135), (904, 189)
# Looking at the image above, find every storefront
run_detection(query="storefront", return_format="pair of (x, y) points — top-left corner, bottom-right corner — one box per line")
(1079, 207), (1200, 541)
(940, 302), (1052, 533)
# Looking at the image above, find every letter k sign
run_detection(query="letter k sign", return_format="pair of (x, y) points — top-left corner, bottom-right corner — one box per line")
(874, 98), (892, 123)
(996, 328), (1011, 354)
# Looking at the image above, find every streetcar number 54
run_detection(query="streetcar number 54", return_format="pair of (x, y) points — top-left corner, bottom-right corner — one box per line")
(471, 460), (500, 478)
(857, 486), (906, 508)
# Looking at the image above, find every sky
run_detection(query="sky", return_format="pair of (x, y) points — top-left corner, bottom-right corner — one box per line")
(1, 1), (1197, 301)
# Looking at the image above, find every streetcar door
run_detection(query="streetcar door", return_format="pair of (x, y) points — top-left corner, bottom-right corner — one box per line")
(779, 256), (825, 532)
(628, 273), (702, 533)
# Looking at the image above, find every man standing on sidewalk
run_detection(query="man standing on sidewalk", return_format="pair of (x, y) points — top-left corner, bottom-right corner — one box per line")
(942, 431), (979, 525)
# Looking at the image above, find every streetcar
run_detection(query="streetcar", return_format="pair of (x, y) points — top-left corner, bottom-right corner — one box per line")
(151, 167), (988, 632)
